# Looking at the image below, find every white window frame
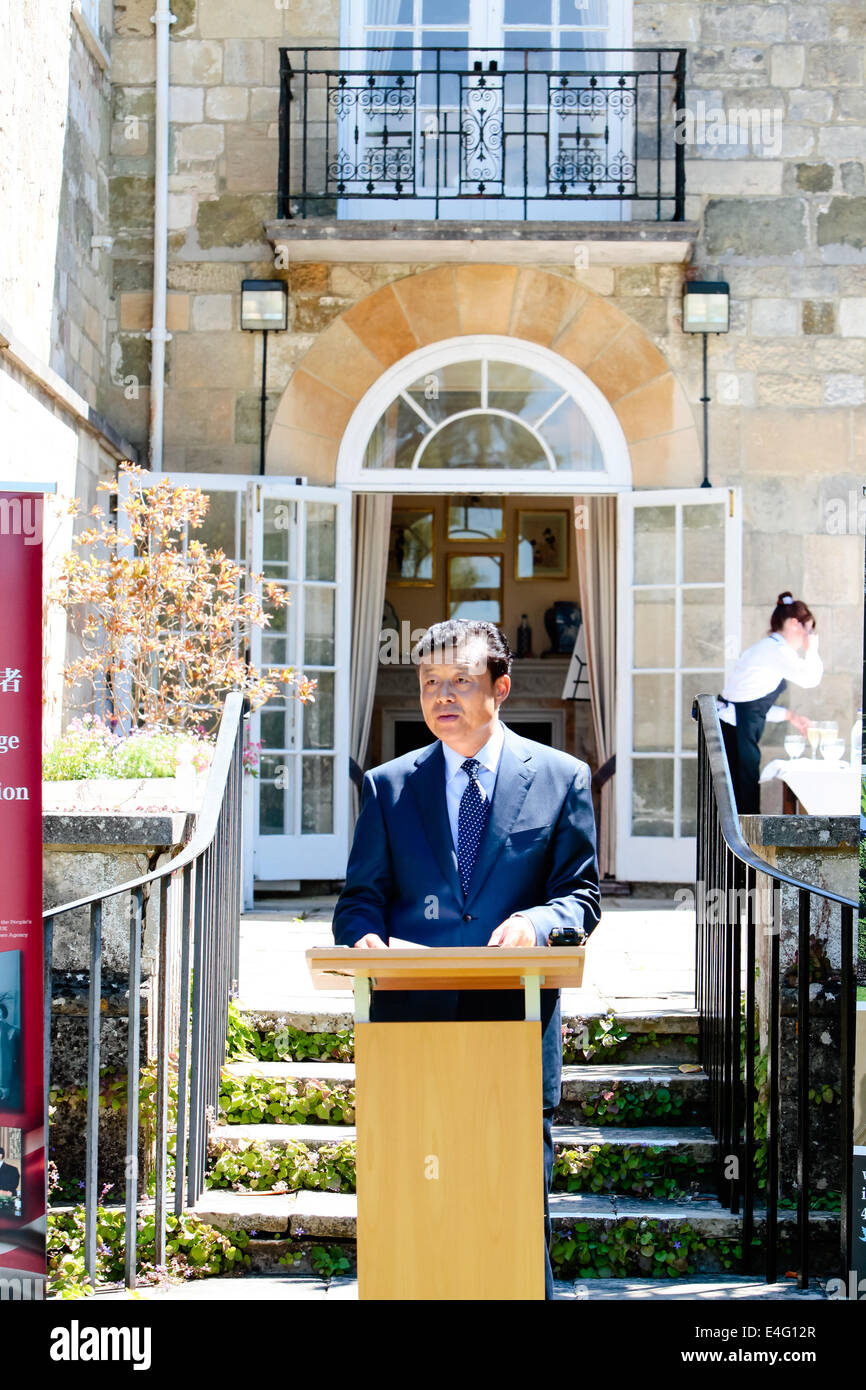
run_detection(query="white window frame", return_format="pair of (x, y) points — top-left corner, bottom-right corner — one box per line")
(336, 334), (633, 494)
(615, 486), (743, 883)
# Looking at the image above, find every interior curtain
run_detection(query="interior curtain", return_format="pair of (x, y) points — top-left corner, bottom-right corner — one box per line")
(574, 494), (617, 879)
(349, 490), (393, 831)
(365, 0), (408, 71)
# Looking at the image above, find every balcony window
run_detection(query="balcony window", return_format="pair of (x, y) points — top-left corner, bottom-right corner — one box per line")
(278, 0), (687, 221)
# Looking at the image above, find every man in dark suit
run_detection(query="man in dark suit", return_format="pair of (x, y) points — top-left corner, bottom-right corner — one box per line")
(0, 1145), (20, 1197)
(332, 618), (601, 1299)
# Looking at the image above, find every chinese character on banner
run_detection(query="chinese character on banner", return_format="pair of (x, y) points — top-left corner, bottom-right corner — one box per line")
(0, 485), (52, 1299)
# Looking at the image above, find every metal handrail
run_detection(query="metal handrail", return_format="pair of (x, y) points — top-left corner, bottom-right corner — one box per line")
(692, 692), (856, 1289)
(44, 692), (248, 1290)
(695, 692), (855, 909)
(278, 45), (687, 221)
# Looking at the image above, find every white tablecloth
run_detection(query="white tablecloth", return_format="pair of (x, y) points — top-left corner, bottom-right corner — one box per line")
(759, 757), (859, 814)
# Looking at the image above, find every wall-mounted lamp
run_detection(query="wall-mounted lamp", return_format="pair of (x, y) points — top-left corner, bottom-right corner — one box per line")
(682, 280), (730, 489)
(241, 279), (289, 476)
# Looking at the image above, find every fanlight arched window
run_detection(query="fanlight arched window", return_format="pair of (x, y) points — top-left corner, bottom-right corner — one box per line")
(337, 336), (632, 492)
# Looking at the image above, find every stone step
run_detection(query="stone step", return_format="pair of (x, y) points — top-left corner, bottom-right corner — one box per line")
(191, 1189), (840, 1276)
(89, 1273), (831, 1301)
(558, 1063), (708, 1124)
(225, 1061), (356, 1083)
(560, 1062), (708, 1099)
(221, 1059), (709, 1126)
(223, 1060), (708, 1093)
(237, 1006), (700, 1041)
(208, 1121), (717, 1163)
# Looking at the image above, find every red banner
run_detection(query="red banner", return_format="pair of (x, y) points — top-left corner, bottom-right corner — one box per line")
(0, 488), (47, 1293)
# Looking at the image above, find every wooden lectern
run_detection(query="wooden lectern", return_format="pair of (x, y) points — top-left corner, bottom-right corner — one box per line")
(306, 946), (586, 1301)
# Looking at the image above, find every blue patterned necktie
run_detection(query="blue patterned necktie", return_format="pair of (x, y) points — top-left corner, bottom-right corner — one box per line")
(457, 757), (489, 897)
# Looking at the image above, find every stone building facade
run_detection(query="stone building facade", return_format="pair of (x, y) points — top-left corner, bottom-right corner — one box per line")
(4, 0), (864, 885)
(1, 0), (137, 743)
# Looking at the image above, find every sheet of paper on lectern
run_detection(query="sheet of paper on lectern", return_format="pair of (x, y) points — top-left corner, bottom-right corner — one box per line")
(388, 937), (431, 949)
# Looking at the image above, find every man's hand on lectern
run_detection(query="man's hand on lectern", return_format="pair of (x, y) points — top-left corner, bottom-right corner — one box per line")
(488, 914), (536, 947)
(352, 933), (388, 948)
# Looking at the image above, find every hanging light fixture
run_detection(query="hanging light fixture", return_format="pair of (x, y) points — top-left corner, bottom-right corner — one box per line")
(240, 279), (289, 476)
(682, 281), (730, 489)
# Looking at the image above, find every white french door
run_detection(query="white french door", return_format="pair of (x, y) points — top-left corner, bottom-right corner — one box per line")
(615, 488), (742, 882)
(245, 481), (353, 887)
(158, 475), (352, 901)
(342, 0), (632, 220)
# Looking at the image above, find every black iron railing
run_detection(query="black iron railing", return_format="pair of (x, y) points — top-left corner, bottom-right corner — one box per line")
(692, 693), (856, 1287)
(278, 46), (686, 221)
(44, 693), (247, 1289)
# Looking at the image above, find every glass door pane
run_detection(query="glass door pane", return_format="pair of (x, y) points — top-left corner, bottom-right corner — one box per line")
(617, 488), (741, 882)
(247, 483), (351, 881)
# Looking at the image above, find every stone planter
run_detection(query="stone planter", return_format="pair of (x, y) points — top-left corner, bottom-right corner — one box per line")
(43, 772), (209, 816)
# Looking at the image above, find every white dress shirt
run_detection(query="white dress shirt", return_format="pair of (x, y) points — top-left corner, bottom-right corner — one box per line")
(441, 718), (505, 850)
(717, 631), (822, 726)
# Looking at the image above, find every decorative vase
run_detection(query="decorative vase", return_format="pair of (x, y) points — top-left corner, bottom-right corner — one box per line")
(543, 601), (581, 655)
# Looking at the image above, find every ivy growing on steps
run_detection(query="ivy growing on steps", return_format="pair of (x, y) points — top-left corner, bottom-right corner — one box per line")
(204, 1135), (712, 1201)
(207, 1137), (357, 1193)
(219, 1072), (355, 1125)
(550, 1219), (748, 1279)
(225, 999), (699, 1067)
(226, 1002), (354, 1063)
(47, 1205), (251, 1298)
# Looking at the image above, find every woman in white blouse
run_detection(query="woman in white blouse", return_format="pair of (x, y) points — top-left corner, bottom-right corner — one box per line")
(716, 591), (822, 813)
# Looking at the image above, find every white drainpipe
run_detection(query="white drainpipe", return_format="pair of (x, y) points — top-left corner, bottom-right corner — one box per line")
(147, 2), (176, 472)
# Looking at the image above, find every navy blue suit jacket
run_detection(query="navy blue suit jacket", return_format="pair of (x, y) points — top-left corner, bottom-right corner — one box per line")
(331, 721), (601, 1107)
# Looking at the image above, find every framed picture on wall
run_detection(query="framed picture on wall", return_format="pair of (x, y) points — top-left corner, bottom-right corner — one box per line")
(447, 495), (505, 542)
(387, 510), (435, 586)
(447, 554), (503, 624)
(515, 510), (570, 580)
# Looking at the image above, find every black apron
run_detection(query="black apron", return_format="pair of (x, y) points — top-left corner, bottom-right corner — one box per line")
(717, 678), (786, 814)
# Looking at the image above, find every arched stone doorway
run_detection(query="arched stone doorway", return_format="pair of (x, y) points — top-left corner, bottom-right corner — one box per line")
(266, 265), (700, 484)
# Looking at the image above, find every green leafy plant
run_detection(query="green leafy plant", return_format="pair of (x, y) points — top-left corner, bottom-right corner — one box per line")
(576, 1079), (692, 1126)
(219, 1070), (354, 1126)
(43, 715), (214, 780)
(224, 1001), (354, 1064)
(561, 1012), (630, 1064)
(553, 1143), (713, 1201)
(47, 1204), (250, 1297)
(206, 1137), (356, 1193)
(550, 1217), (744, 1279)
(310, 1245), (353, 1279)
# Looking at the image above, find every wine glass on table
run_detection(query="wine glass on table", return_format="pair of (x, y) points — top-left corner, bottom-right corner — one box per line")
(820, 736), (846, 763)
(806, 722), (822, 760)
(784, 733), (806, 759)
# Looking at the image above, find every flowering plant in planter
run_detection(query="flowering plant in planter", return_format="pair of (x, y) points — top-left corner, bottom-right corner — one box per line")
(48, 462), (316, 737)
(42, 716), (215, 781)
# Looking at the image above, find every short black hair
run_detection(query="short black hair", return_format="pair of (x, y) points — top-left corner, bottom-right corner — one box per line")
(412, 619), (513, 683)
(0, 1003), (7, 1020)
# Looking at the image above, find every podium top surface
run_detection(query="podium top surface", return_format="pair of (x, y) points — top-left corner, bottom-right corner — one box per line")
(306, 945), (586, 992)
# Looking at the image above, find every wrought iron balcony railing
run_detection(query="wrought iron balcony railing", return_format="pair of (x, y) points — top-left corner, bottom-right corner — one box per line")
(278, 47), (686, 222)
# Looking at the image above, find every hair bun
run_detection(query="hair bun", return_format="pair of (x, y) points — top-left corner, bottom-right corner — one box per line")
(777, 592), (794, 605)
